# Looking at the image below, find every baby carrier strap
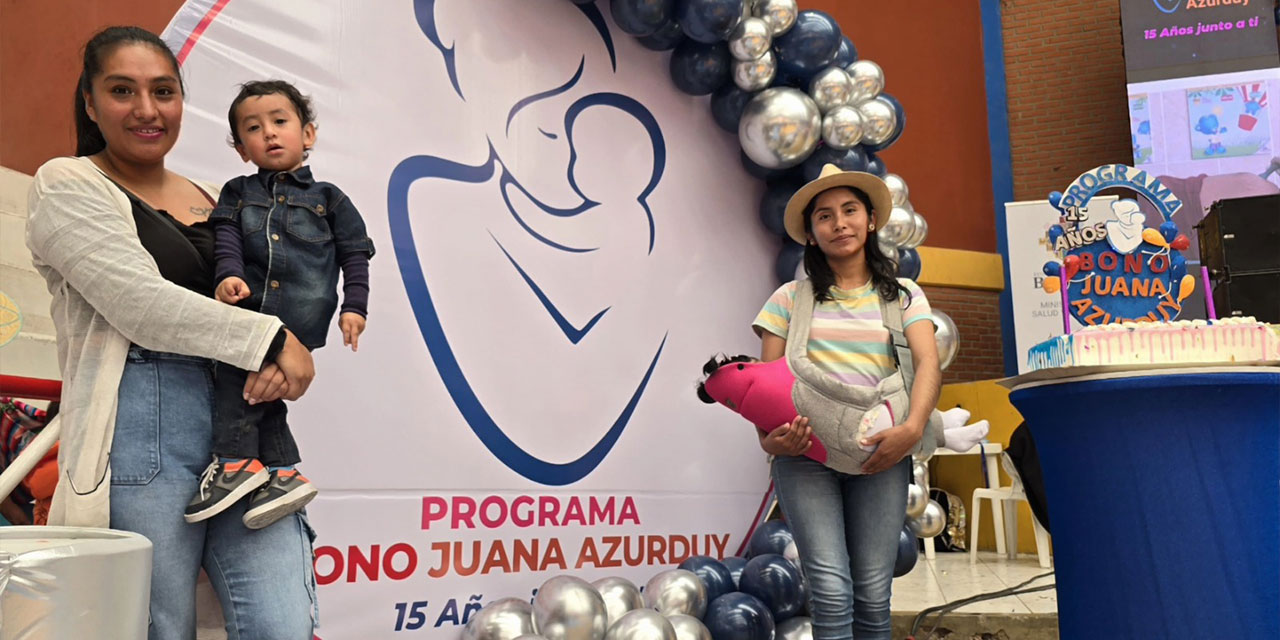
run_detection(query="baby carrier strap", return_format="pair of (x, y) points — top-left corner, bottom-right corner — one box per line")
(879, 288), (916, 395)
(788, 279), (914, 394)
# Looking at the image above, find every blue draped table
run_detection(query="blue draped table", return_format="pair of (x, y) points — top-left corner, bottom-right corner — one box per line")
(1008, 367), (1279, 639)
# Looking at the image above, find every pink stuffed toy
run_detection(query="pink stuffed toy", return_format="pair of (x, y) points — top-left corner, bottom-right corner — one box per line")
(697, 355), (988, 463)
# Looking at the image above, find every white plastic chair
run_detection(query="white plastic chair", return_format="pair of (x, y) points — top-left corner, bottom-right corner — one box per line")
(969, 452), (1051, 568)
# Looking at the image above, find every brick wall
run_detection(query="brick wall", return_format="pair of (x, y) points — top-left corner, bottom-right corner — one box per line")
(1002, 0), (1133, 201)
(923, 286), (1005, 383)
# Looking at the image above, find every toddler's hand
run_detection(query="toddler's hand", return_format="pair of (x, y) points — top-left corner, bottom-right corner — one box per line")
(216, 277), (251, 304)
(340, 312), (366, 352)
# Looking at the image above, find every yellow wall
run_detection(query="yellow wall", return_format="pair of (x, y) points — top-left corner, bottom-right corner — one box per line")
(931, 380), (1044, 554)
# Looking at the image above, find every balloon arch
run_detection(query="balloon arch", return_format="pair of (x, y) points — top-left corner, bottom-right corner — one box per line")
(461, 3), (955, 640)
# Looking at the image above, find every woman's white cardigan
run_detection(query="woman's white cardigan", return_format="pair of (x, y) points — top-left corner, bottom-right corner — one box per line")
(25, 156), (283, 527)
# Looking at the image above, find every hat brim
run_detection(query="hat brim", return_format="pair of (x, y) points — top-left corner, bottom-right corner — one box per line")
(783, 171), (894, 245)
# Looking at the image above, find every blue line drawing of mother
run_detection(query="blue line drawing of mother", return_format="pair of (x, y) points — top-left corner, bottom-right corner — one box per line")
(388, 0), (669, 485)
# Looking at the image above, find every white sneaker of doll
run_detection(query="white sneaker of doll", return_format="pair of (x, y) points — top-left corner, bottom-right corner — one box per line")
(968, 452), (1052, 568)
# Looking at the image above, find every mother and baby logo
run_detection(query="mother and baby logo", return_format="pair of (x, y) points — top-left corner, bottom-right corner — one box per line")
(1041, 164), (1197, 325)
(389, 0), (669, 485)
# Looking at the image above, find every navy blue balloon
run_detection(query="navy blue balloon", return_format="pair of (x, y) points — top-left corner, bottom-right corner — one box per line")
(772, 10), (842, 81)
(775, 242), (805, 284)
(637, 19), (685, 50)
(802, 144), (868, 181)
(893, 526), (919, 578)
(897, 248), (922, 280)
(670, 40), (731, 95)
(679, 556), (736, 604)
(832, 36), (858, 68)
(742, 150), (799, 181)
(676, 0), (745, 44)
(711, 84), (756, 133)
(1048, 191), (1064, 209)
(704, 592), (776, 640)
(864, 93), (906, 152)
(760, 179), (803, 238)
(769, 72), (807, 89)
(1048, 224), (1065, 244)
(721, 556), (748, 588)
(865, 150), (886, 177)
(571, 0), (596, 4)
(739, 554), (806, 621)
(1042, 261), (1061, 277)
(1160, 220), (1179, 242)
(611, 0), (675, 36)
(747, 520), (794, 558)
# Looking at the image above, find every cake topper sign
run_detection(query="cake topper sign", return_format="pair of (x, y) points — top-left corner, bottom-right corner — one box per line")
(1040, 164), (1197, 326)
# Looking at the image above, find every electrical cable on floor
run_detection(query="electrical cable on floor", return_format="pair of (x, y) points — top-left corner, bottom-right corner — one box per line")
(904, 570), (1056, 640)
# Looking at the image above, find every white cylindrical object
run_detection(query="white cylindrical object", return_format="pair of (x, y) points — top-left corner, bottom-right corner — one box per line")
(0, 526), (153, 639)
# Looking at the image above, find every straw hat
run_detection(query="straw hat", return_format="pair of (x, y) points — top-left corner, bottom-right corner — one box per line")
(783, 164), (894, 245)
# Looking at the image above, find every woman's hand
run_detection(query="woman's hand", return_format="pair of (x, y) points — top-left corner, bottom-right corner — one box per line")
(761, 416), (813, 456)
(243, 363), (289, 404)
(860, 421), (924, 474)
(275, 330), (315, 400)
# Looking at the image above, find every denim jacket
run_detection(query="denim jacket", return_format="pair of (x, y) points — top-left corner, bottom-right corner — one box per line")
(211, 166), (374, 349)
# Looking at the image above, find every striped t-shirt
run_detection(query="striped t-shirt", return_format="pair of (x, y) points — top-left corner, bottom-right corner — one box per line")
(753, 278), (933, 387)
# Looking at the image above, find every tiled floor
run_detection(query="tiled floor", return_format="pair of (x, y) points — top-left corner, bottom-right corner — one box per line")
(891, 551), (1058, 615)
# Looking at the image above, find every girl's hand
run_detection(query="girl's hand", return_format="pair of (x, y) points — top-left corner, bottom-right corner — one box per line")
(860, 422), (924, 474)
(340, 312), (366, 352)
(761, 416), (813, 456)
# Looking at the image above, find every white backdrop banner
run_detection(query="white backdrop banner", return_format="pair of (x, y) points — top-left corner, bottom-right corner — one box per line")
(1002, 197), (1115, 373)
(163, 1), (778, 637)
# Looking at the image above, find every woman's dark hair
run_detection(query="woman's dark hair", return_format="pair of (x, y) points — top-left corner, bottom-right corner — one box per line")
(227, 80), (316, 146)
(801, 186), (910, 304)
(74, 26), (184, 157)
(695, 354), (755, 404)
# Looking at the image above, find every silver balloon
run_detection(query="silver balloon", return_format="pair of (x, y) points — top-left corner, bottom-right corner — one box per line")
(877, 206), (915, 248)
(808, 67), (854, 113)
(532, 576), (609, 640)
(909, 500), (947, 538)
(846, 60), (885, 104)
(592, 577), (644, 627)
(775, 616), (814, 640)
(666, 614), (712, 640)
(605, 609), (676, 640)
(728, 17), (772, 61)
(738, 88), (822, 169)
(732, 49), (777, 92)
(643, 569), (707, 619)
(820, 105), (864, 150)
(753, 0), (798, 36)
(878, 235), (899, 262)
(883, 173), (909, 208)
(463, 598), (537, 640)
(913, 460), (928, 487)
(857, 98), (897, 146)
(782, 541), (803, 576)
(931, 311), (959, 370)
(513, 637), (549, 640)
(905, 483), (928, 520)
(902, 211), (928, 250)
